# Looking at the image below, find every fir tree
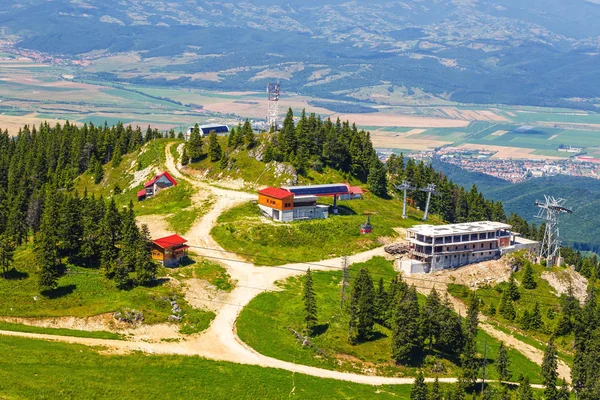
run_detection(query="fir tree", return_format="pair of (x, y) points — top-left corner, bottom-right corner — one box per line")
(438, 294), (466, 354)
(465, 292), (479, 337)
(36, 190), (60, 293)
(243, 119), (255, 148)
(429, 377), (442, 400)
(499, 289), (516, 320)
(410, 372), (428, 400)
(181, 146), (189, 166)
(557, 380), (570, 400)
(0, 234), (15, 278)
(219, 152), (229, 169)
(495, 341), (511, 382)
(460, 332), (479, 388)
(542, 338), (559, 400)
(507, 273), (520, 300)
(207, 130), (222, 162)
(517, 374), (534, 400)
(303, 268), (318, 334)
(186, 123), (203, 162)
(367, 159), (388, 197)
(422, 287), (442, 351)
(522, 263), (537, 289)
(348, 268), (375, 343)
(529, 302), (542, 331)
(375, 277), (388, 323)
(392, 286), (423, 364)
(135, 224), (156, 286)
(111, 146), (122, 167)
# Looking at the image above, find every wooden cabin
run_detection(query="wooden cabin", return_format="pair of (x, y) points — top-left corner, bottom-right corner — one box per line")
(151, 234), (189, 267)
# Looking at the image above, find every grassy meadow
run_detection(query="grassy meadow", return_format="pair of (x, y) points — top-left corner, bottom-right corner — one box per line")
(211, 196), (441, 266)
(0, 245), (214, 331)
(0, 335), (418, 400)
(237, 257), (543, 383)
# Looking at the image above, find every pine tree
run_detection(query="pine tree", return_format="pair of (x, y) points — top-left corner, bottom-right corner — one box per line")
(36, 189), (61, 293)
(367, 159), (388, 197)
(181, 146), (189, 166)
(450, 381), (466, 400)
(520, 309), (532, 330)
(243, 119), (255, 148)
(303, 268), (318, 334)
(0, 234), (15, 278)
(499, 289), (516, 320)
(495, 341), (511, 382)
(410, 372), (428, 400)
(111, 145), (122, 167)
(529, 302), (542, 331)
(522, 263), (537, 289)
(120, 201), (140, 272)
(135, 224), (156, 286)
(423, 287), (442, 351)
(429, 377), (442, 400)
(207, 130), (222, 162)
(438, 294), (466, 354)
(99, 198), (121, 277)
(348, 268), (375, 343)
(507, 273), (520, 300)
(517, 374), (534, 400)
(186, 123), (203, 162)
(392, 286), (423, 364)
(460, 332), (479, 388)
(375, 277), (388, 323)
(557, 379), (570, 400)
(465, 292), (479, 337)
(542, 338), (559, 400)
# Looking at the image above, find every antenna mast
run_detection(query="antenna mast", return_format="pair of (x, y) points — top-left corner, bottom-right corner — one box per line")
(267, 82), (280, 130)
(534, 195), (572, 267)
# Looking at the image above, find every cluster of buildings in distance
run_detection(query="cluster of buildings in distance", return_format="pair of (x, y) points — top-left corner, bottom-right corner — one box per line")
(408, 147), (600, 183)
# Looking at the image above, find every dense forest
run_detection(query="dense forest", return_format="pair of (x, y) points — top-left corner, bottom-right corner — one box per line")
(185, 109), (389, 197)
(0, 122), (164, 294)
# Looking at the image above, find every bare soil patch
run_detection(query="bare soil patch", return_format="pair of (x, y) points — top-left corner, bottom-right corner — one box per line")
(541, 268), (588, 304)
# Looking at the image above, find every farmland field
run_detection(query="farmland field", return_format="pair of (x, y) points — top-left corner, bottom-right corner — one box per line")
(1, 51), (600, 160)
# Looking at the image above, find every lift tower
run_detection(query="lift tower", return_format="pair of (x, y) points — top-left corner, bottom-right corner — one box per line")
(396, 181), (416, 219)
(420, 184), (438, 222)
(534, 195), (572, 267)
(266, 82), (280, 130)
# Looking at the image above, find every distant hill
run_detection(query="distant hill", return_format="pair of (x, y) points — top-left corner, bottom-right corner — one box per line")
(434, 160), (600, 252)
(1, 0), (600, 108)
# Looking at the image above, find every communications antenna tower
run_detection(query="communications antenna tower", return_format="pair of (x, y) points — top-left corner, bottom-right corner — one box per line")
(267, 82), (280, 130)
(396, 181), (416, 219)
(420, 184), (438, 222)
(534, 195), (572, 267)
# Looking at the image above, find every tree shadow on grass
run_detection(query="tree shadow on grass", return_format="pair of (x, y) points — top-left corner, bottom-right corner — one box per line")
(311, 323), (329, 337)
(3, 268), (29, 280)
(355, 331), (388, 345)
(41, 284), (76, 299)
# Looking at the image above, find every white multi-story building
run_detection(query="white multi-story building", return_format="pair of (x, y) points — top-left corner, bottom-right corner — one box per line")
(400, 221), (537, 274)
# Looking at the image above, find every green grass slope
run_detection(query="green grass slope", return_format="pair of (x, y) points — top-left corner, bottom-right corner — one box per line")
(0, 335), (415, 400)
(237, 257), (543, 383)
(211, 197), (442, 266)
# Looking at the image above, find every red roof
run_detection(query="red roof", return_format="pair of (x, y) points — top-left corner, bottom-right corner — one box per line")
(349, 186), (363, 195)
(258, 187), (294, 200)
(152, 234), (188, 249)
(137, 189), (146, 198)
(144, 171), (178, 188)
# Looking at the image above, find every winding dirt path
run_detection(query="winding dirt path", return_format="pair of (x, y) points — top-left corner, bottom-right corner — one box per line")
(0, 143), (570, 386)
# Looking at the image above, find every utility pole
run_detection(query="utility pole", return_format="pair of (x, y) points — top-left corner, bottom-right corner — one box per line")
(340, 255), (348, 309)
(481, 337), (487, 396)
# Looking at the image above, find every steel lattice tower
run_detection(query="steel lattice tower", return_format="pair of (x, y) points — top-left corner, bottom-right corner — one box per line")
(396, 180), (415, 219)
(534, 195), (572, 267)
(420, 184), (438, 222)
(266, 82), (280, 129)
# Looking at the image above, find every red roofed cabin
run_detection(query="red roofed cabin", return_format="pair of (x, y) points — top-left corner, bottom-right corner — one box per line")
(151, 234), (189, 267)
(257, 187), (294, 222)
(138, 171), (177, 201)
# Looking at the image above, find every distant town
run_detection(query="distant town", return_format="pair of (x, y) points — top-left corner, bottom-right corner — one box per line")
(405, 147), (600, 183)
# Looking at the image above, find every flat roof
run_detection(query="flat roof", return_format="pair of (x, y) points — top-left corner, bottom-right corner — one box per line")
(408, 221), (512, 237)
(282, 183), (349, 196)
